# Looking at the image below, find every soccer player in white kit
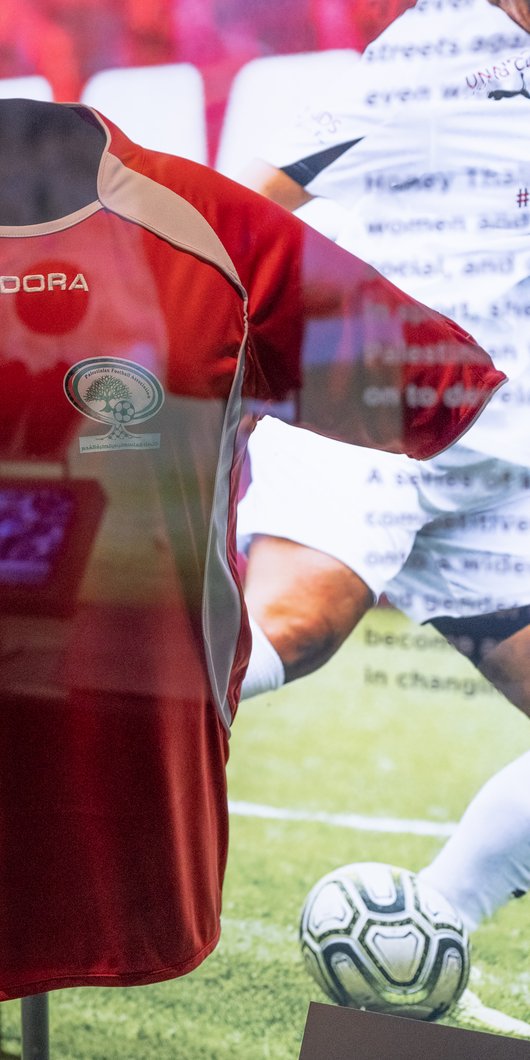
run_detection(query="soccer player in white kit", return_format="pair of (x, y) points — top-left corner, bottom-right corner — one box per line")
(237, 0), (530, 936)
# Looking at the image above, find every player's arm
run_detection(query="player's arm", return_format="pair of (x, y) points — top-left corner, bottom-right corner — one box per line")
(237, 158), (314, 211)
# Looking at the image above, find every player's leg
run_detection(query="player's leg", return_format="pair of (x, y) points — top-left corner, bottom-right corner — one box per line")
(471, 621), (530, 716)
(244, 535), (372, 683)
(238, 416), (424, 698)
(419, 751), (530, 930)
(386, 453), (530, 929)
(419, 613), (530, 928)
(432, 606), (530, 718)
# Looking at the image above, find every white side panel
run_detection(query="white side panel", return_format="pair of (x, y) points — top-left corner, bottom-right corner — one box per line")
(202, 321), (248, 732)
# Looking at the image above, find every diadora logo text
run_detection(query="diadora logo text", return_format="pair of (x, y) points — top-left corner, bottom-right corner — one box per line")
(0, 273), (89, 293)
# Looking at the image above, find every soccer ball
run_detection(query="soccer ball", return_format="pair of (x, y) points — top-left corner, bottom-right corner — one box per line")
(299, 862), (470, 1021)
(112, 399), (135, 424)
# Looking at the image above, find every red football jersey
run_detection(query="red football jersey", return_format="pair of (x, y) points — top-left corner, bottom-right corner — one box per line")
(0, 100), (503, 1001)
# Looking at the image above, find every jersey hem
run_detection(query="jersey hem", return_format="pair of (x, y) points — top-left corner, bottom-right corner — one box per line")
(411, 367), (507, 460)
(0, 927), (221, 1002)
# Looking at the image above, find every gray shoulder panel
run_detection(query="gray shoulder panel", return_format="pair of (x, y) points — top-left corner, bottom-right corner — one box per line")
(99, 151), (246, 299)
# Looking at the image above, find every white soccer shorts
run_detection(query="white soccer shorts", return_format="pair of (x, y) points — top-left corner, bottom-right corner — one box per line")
(237, 416), (530, 624)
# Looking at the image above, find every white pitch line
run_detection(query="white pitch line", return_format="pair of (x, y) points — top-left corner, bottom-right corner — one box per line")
(228, 800), (456, 838)
(456, 989), (530, 1038)
(224, 821), (530, 1038)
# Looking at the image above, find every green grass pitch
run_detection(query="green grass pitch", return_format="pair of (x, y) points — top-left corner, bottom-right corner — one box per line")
(1, 607), (529, 1058)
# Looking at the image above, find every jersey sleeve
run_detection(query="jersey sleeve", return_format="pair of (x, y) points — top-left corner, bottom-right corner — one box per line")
(244, 203), (505, 459)
(130, 144), (505, 461)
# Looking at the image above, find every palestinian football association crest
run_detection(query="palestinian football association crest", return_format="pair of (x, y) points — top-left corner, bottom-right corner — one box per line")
(64, 357), (165, 452)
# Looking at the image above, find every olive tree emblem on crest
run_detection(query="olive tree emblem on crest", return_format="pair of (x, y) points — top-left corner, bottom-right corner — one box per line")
(64, 357), (165, 452)
(85, 374), (131, 412)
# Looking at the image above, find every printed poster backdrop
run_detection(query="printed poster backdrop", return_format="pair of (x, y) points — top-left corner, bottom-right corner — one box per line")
(0, 1), (530, 1057)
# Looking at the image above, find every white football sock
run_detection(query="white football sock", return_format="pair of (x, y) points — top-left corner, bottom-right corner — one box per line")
(419, 751), (530, 931)
(240, 615), (285, 699)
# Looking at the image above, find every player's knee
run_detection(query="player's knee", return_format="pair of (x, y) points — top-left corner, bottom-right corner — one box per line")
(257, 604), (345, 681)
(486, 672), (530, 715)
(478, 637), (530, 716)
(244, 537), (372, 681)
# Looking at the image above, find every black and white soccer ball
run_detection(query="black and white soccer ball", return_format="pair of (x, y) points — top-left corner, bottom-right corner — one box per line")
(300, 862), (470, 1021)
(112, 399), (135, 424)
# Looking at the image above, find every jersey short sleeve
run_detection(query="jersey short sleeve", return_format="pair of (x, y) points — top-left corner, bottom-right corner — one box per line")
(152, 153), (504, 459)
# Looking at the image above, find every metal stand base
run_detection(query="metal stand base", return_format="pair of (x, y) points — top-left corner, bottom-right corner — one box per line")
(21, 995), (49, 1060)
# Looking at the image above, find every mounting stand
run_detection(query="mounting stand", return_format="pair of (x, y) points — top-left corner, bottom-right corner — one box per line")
(21, 995), (49, 1060)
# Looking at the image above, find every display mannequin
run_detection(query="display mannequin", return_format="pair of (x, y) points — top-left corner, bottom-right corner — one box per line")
(0, 99), (105, 225)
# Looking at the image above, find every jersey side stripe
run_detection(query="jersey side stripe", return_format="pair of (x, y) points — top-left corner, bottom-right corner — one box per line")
(96, 135), (249, 730)
(202, 308), (249, 731)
